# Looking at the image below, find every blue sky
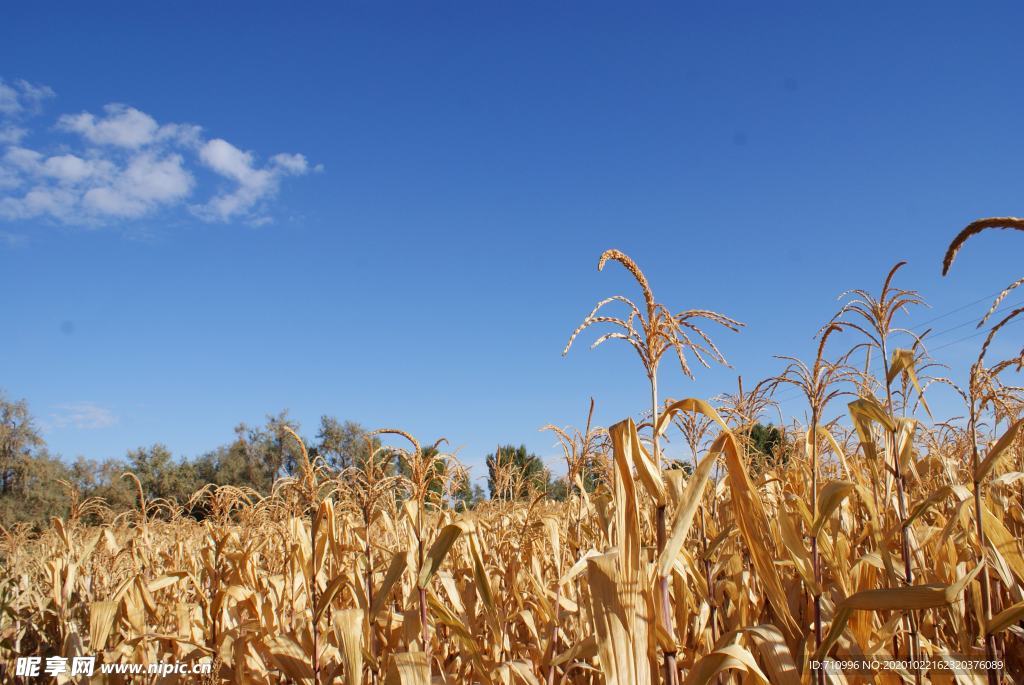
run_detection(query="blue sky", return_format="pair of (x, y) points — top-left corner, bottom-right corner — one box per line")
(2, 3), (1023, 478)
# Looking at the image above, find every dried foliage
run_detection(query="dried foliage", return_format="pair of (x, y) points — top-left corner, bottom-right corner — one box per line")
(1, 240), (1023, 684)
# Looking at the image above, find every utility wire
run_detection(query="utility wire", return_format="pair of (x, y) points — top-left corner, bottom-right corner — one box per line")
(923, 299), (1023, 340)
(911, 289), (1004, 329)
(929, 316), (1023, 353)
(770, 295), (1023, 404)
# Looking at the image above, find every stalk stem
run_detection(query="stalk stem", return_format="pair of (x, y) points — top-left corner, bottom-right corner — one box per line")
(969, 411), (999, 685)
(651, 374), (679, 685)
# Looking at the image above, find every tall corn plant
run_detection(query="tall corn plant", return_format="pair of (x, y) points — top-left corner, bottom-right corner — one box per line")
(371, 429), (466, 679)
(564, 248), (742, 683)
(831, 262), (932, 675)
(280, 426), (328, 685)
(831, 260), (942, 683)
(768, 324), (855, 684)
(541, 399), (607, 685)
(943, 216), (1024, 685)
(337, 435), (400, 685)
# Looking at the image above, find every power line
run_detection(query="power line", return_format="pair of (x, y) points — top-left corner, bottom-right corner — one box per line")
(769, 296), (1023, 404)
(930, 315), (1023, 353)
(911, 289), (1004, 329)
(922, 299), (1023, 340)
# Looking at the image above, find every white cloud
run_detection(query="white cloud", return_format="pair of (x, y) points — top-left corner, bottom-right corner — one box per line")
(0, 186), (77, 221)
(4, 146), (43, 172)
(58, 104), (160, 149)
(0, 230), (27, 247)
(83, 152), (193, 217)
(271, 152), (310, 174)
(194, 138), (312, 222)
(0, 82), (18, 115)
(42, 154), (114, 183)
(0, 78), (316, 227)
(49, 402), (118, 430)
(200, 138), (258, 181)
(0, 125), (27, 144)
(0, 78), (54, 115)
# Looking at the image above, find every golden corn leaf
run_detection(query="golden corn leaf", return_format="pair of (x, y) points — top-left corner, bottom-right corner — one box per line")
(815, 563), (981, 660)
(743, 624), (800, 685)
(982, 507), (1024, 584)
(816, 426), (854, 481)
(902, 485), (955, 531)
(849, 396), (896, 432)
(315, 573), (349, 622)
(680, 643), (770, 685)
(976, 417), (1024, 483)
(418, 521), (465, 588)
(334, 608), (364, 685)
(386, 652), (430, 685)
(987, 599), (1024, 635)
(608, 419), (644, 579)
(810, 480), (855, 538)
(506, 660), (543, 685)
(654, 398), (730, 437)
(586, 551), (649, 685)
(89, 601), (118, 651)
(466, 525), (500, 634)
(718, 430), (800, 639)
(657, 448), (717, 577)
(370, 550), (408, 619)
(146, 573), (185, 593)
(895, 417), (918, 472)
(777, 508), (818, 594)
(887, 348), (932, 417)
(611, 417), (666, 505)
(551, 635), (598, 666)
(269, 634), (315, 683)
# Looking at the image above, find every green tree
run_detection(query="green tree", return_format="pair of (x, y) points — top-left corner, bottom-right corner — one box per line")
(315, 416), (378, 471)
(451, 472), (486, 510)
(0, 450), (71, 528)
(262, 411), (304, 479)
(68, 456), (136, 513)
(126, 444), (199, 505)
(192, 412), (299, 494)
(665, 458), (695, 476)
(395, 442), (447, 507)
(0, 449), (70, 528)
(749, 423), (782, 462)
(0, 391), (44, 496)
(0, 392), (69, 528)
(485, 444), (550, 500)
(546, 478), (569, 502)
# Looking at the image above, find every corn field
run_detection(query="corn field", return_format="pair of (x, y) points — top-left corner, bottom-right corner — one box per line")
(2, 220), (1024, 684)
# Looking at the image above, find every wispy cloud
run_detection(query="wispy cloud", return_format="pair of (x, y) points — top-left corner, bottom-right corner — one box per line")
(47, 401), (119, 430)
(0, 230), (27, 247)
(0, 78), (320, 227)
(0, 78), (54, 116)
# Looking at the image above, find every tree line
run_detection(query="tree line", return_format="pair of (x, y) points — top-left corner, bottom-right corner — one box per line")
(0, 392), (562, 528)
(0, 390), (784, 529)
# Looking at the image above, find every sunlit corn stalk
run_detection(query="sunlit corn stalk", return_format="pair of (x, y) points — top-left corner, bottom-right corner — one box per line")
(668, 402), (718, 647)
(339, 434), (399, 685)
(833, 261), (928, 676)
(376, 430), (430, 654)
(281, 426), (323, 685)
(564, 248), (741, 683)
(541, 399), (599, 685)
(770, 323), (852, 682)
(374, 428), (452, 669)
(943, 216), (1024, 685)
